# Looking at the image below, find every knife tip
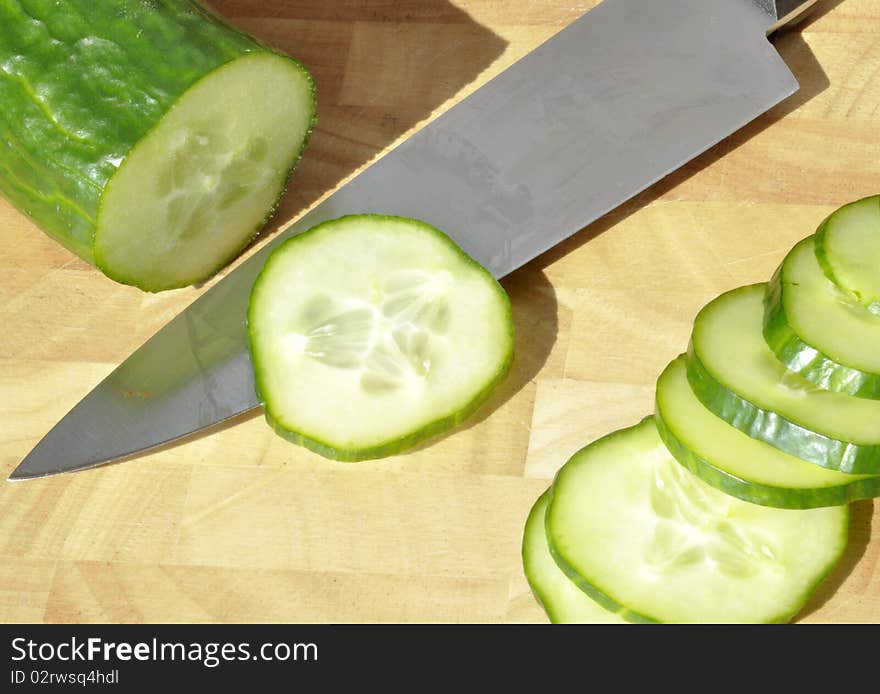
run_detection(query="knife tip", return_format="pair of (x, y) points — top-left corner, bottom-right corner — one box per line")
(7, 467), (38, 482)
(8, 452), (53, 482)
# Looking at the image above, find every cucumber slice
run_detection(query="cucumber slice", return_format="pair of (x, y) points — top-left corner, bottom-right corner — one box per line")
(656, 356), (880, 508)
(764, 236), (880, 398)
(689, 284), (880, 474)
(546, 418), (848, 623)
(247, 214), (514, 461)
(814, 195), (880, 314)
(522, 491), (628, 624)
(0, 0), (315, 291)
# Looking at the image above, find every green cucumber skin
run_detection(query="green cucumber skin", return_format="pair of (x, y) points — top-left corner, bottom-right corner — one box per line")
(521, 492), (566, 624)
(763, 251), (880, 399)
(260, 378), (508, 462)
(814, 197), (880, 316)
(654, 409), (880, 510)
(686, 342), (880, 475)
(0, 0), (315, 288)
(522, 491), (628, 624)
(542, 523), (655, 624)
(247, 214), (515, 463)
(545, 424), (659, 626)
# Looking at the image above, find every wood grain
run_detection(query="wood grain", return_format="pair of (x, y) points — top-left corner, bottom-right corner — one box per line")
(1, 0), (878, 624)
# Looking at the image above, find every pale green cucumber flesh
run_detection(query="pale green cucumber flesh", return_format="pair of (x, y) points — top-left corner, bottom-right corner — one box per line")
(96, 52), (315, 291)
(764, 236), (880, 398)
(247, 215), (514, 461)
(656, 356), (880, 508)
(814, 195), (880, 313)
(546, 419), (848, 623)
(689, 284), (880, 474)
(523, 492), (628, 624)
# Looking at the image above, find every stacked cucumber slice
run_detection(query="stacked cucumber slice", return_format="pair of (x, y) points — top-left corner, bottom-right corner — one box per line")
(523, 492), (629, 624)
(524, 195), (880, 623)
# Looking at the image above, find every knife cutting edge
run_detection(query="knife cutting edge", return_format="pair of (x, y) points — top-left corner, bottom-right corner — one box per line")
(10, 0), (821, 480)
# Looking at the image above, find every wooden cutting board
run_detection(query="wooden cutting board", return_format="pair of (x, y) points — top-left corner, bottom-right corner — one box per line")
(1, 0), (878, 624)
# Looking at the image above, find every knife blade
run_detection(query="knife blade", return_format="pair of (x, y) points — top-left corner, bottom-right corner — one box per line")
(10, 0), (819, 480)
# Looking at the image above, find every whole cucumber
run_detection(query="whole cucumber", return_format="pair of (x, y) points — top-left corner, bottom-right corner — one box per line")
(0, 0), (315, 291)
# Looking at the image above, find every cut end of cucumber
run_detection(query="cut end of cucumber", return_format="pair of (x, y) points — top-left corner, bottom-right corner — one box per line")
(95, 52), (315, 292)
(248, 214), (514, 461)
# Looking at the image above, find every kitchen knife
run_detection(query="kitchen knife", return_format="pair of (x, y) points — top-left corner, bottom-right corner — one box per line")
(10, 0), (820, 480)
